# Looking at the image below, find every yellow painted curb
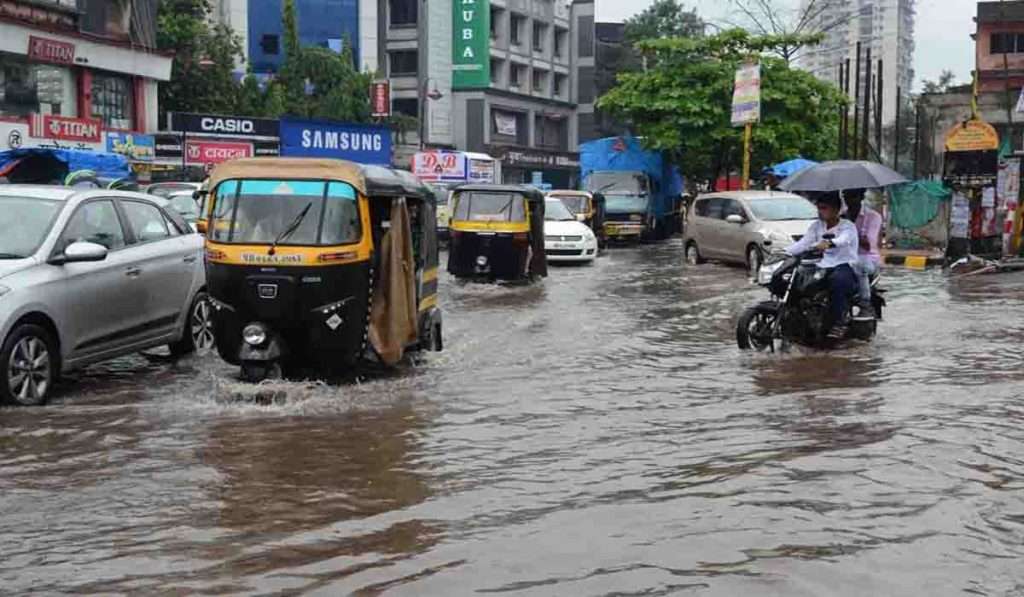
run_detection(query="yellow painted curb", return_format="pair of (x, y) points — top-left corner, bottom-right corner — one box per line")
(904, 255), (928, 270)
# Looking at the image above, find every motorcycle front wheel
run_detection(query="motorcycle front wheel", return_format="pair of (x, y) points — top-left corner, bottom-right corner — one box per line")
(737, 305), (778, 350)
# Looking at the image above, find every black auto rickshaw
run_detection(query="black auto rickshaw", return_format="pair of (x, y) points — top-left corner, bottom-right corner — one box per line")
(447, 184), (547, 282)
(547, 190), (607, 248)
(203, 158), (442, 382)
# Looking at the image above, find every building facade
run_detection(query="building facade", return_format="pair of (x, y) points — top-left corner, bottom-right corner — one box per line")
(976, 1), (1024, 94)
(245, 0), (362, 74)
(0, 0), (171, 154)
(797, 0), (916, 126)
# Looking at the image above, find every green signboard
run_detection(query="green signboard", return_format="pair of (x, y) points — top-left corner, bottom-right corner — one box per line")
(453, 0), (490, 88)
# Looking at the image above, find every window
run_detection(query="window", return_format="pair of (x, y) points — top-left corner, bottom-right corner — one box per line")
(0, 55), (73, 117)
(532, 69), (547, 94)
(389, 50), (418, 76)
(490, 7), (502, 40)
(452, 191), (527, 222)
(61, 200), (125, 251)
(578, 16), (594, 57)
(991, 32), (1024, 54)
(554, 28), (567, 58)
(122, 201), (171, 243)
(0, 197), (61, 258)
(511, 14), (524, 45)
(696, 198), (724, 219)
(260, 34), (279, 55)
(722, 199), (746, 220)
(392, 98), (418, 118)
(389, 0), (417, 26)
(91, 74), (133, 129)
(510, 63), (523, 87)
(490, 59), (503, 85)
(209, 180), (361, 246)
(553, 74), (566, 97)
(533, 22), (546, 52)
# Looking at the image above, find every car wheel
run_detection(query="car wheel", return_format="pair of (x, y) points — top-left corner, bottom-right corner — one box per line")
(241, 361), (282, 383)
(685, 242), (705, 265)
(432, 323), (443, 352)
(746, 245), (763, 278)
(1, 324), (58, 406)
(170, 291), (214, 357)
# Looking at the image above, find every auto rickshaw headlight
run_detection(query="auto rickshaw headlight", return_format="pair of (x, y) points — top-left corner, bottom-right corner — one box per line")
(243, 323), (268, 346)
(476, 255), (488, 267)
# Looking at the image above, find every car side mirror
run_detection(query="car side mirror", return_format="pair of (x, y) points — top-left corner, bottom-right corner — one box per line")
(54, 241), (108, 265)
(726, 214), (745, 224)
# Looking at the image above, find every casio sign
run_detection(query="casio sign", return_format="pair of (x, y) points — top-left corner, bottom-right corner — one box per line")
(201, 117), (254, 134)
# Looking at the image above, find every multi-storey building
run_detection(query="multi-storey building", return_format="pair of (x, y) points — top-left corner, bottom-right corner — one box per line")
(976, 1), (1024, 94)
(797, 0), (916, 126)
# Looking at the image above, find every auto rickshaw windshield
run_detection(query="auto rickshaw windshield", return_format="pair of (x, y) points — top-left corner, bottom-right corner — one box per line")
(210, 179), (361, 245)
(452, 191), (527, 222)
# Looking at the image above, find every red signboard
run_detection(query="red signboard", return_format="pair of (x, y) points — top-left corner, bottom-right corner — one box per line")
(29, 115), (101, 143)
(27, 35), (75, 65)
(185, 140), (252, 164)
(370, 81), (390, 118)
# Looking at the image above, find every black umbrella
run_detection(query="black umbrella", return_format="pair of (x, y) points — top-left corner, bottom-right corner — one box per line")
(778, 160), (908, 192)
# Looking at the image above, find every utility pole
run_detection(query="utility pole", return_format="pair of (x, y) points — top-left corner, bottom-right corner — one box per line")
(913, 101), (922, 179)
(862, 46), (872, 160)
(894, 86), (902, 171)
(876, 58), (884, 161)
(843, 57), (851, 159)
(853, 42), (862, 160)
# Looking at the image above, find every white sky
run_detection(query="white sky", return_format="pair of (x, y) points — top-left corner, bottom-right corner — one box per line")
(595, 0), (977, 91)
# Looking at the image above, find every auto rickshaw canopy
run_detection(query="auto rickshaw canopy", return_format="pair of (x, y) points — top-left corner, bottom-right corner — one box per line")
(361, 164), (432, 200)
(207, 158), (368, 197)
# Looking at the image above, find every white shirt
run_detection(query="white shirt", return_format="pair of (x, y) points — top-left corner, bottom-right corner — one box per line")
(785, 219), (860, 269)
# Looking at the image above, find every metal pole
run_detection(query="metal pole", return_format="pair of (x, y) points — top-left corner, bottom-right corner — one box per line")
(876, 58), (884, 161)
(843, 57), (851, 159)
(742, 122), (752, 190)
(853, 42), (862, 161)
(418, 78), (426, 150)
(181, 132), (186, 173)
(913, 101), (921, 179)
(894, 86), (902, 171)
(838, 63), (845, 156)
(862, 47), (872, 160)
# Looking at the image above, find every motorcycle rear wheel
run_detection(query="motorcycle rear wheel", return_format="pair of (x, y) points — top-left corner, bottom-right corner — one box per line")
(737, 305), (778, 350)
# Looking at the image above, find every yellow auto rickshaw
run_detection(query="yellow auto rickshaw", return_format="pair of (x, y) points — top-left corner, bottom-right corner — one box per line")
(546, 190), (607, 248)
(204, 158), (442, 381)
(447, 184), (547, 282)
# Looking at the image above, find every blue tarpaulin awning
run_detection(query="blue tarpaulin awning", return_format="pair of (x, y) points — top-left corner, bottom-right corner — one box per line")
(765, 158), (817, 179)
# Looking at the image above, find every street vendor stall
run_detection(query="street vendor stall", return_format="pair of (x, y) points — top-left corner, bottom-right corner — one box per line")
(942, 119), (1001, 259)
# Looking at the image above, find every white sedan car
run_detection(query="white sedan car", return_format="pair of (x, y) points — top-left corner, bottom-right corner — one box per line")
(544, 198), (598, 263)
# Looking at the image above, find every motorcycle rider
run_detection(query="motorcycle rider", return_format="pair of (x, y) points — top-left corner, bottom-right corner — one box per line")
(785, 192), (861, 340)
(843, 188), (882, 321)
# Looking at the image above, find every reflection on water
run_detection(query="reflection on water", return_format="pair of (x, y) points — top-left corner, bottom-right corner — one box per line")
(2, 242), (1024, 595)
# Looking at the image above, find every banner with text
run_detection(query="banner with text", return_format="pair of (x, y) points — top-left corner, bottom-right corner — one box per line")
(731, 63), (761, 127)
(453, 0), (490, 88)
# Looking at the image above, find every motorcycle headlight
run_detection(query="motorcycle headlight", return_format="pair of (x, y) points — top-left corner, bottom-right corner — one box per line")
(476, 255), (489, 267)
(757, 261), (784, 285)
(242, 323), (267, 346)
(0, 284), (9, 298)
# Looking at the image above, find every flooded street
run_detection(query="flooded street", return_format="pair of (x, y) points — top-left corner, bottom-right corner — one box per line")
(3, 241), (1024, 596)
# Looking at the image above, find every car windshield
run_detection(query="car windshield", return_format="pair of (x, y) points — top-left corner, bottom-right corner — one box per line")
(167, 193), (200, 222)
(0, 197), (62, 258)
(545, 198), (576, 221)
(552, 195), (586, 214)
(605, 193), (648, 214)
(452, 191), (527, 222)
(747, 196), (818, 221)
(209, 179), (361, 246)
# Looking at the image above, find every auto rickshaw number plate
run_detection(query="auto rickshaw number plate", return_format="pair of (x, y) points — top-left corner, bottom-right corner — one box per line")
(326, 314), (343, 330)
(258, 284), (278, 299)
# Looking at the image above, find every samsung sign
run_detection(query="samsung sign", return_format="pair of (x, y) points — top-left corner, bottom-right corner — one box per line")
(169, 112), (279, 137)
(279, 118), (391, 165)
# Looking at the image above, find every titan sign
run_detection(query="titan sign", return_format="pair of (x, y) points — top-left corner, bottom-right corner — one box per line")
(452, 0), (490, 88)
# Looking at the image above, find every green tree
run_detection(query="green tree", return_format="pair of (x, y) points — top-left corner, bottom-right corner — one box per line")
(599, 29), (845, 187)
(278, 0), (305, 114)
(157, 0), (243, 119)
(624, 0), (705, 44)
(921, 70), (957, 94)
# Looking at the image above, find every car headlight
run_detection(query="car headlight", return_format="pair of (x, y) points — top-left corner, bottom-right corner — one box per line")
(242, 323), (267, 346)
(630, 214), (643, 222)
(582, 228), (596, 240)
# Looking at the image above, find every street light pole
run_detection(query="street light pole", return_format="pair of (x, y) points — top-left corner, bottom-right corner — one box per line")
(419, 77), (443, 150)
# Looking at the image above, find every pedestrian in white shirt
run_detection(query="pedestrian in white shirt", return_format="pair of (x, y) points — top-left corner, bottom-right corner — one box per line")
(785, 192), (861, 339)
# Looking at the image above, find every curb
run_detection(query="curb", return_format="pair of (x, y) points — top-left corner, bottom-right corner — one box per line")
(883, 255), (945, 269)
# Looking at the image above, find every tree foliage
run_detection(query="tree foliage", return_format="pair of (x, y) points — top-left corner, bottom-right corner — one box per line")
(725, 0), (841, 64)
(157, 0), (243, 119)
(921, 70), (957, 94)
(624, 0), (705, 45)
(599, 29), (845, 186)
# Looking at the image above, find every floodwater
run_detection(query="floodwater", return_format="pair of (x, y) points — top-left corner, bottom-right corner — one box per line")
(3, 241), (1024, 596)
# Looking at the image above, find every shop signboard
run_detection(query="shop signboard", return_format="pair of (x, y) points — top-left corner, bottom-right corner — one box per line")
(30, 115), (102, 143)
(185, 140), (253, 165)
(370, 81), (391, 118)
(469, 158), (496, 183)
(169, 112), (279, 137)
(945, 119), (1000, 153)
(27, 35), (75, 65)
(414, 150), (467, 182)
(106, 132), (155, 162)
(452, 0), (490, 88)
(279, 118), (391, 164)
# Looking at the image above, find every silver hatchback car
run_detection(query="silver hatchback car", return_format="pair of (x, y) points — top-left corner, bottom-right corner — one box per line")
(683, 191), (818, 275)
(0, 186), (212, 406)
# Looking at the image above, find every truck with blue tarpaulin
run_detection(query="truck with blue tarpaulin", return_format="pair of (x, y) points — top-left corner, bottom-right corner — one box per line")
(579, 137), (683, 241)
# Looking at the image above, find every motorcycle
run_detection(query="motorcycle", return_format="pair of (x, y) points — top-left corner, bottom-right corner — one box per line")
(736, 243), (885, 350)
